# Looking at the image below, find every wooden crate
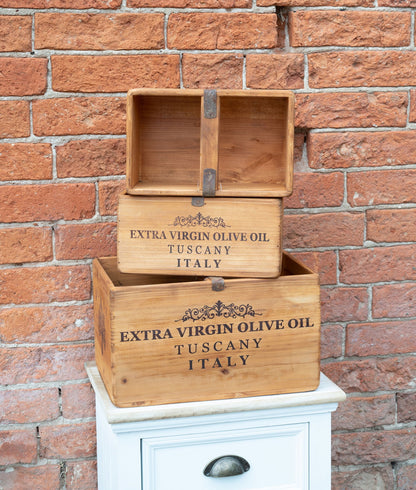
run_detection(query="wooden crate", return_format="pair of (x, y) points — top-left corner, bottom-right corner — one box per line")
(126, 88), (294, 197)
(93, 252), (320, 408)
(117, 193), (283, 278)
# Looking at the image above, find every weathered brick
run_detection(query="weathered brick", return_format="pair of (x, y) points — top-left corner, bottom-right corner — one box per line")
(0, 429), (37, 465)
(0, 183), (95, 223)
(246, 54), (304, 89)
(293, 132), (306, 170)
(379, 0), (416, 6)
(332, 428), (416, 465)
(259, 0), (371, 5)
(397, 464), (416, 490)
(66, 460), (97, 490)
(290, 12), (410, 47)
(33, 97), (126, 136)
(0, 465), (61, 490)
(0, 15), (31, 52)
(332, 394), (395, 430)
(283, 212), (364, 248)
(291, 250), (337, 285)
(55, 222), (117, 260)
(339, 245), (416, 284)
(323, 357), (416, 393)
(296, 92), (407, 129)
(168, 13), (278, 50)
(0, 58), (47, 96)
(347, 169), (416, 206)
(0, 0), (120, 6)
(56, 138), (125, 178)
(0, 387), (59, 424)
(0, 227), (52, 264)
(0, 265), (91, 305)
(129, 0), (249, 6)
(61, 383), (95, 419)
(346, 320), (416, 357)
(98, 179), (126, 216)
(0, 304), (93, 343)
(0, 143), (52, 181)
(0, 100), (30, 138)
(52, 55), (180, 92)
(321, 324), (343, 359)
(310, 51), (416, 89)
(183, 54), (243, 89)
(408, 90), (416, 122)
(284, 172), (343, 209)
(373, 283), (416, 319)
(321, 287), (368, 323)
(0, 344), (94, 384)
(332, 465), (395, 490)
(367, 208), (416, 243)
(35, 13), (163, 50)
(397, 392), (416, 424)
(308, 130), (416, 169)
(39, 422), (96, 459)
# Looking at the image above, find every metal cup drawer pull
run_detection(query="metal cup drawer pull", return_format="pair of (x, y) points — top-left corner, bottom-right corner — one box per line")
(203, 455), (250, 478)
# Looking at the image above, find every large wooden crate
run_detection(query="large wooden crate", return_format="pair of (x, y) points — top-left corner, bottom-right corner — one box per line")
(117, 193), (283, 278)
(93, 252), (320, 408)
(126, 88), (294, 197)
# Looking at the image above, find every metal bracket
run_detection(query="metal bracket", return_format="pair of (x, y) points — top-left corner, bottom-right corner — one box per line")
(191, 197), (205, 207)
(203, 168), (216, 197)
(204, 89), (217, 119)
(209, 277), (225, 292)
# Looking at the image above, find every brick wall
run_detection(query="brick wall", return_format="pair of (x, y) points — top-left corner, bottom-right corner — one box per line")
(0, 0), (415, 488)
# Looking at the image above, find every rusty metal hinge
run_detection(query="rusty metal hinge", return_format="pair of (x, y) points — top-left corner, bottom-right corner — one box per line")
(204, 89), (217, 119)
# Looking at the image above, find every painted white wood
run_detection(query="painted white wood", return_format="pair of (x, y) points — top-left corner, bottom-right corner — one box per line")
(88, 363), (345, 490)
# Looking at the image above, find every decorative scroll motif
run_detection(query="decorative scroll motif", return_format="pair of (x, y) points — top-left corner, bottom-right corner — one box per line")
(177, 300), (262, 322)
(172, 212), (230, 228)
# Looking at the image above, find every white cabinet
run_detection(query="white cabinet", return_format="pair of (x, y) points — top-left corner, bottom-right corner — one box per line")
(86, 362), (345, 490)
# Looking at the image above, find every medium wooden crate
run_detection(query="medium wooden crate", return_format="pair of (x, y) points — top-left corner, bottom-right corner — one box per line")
(126, 88), (294, 197)
(93, 252), (320, 408)
(117, 193), (283, 278)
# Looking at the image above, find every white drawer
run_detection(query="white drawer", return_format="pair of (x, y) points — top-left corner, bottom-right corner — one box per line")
(142, 422), (309, 490)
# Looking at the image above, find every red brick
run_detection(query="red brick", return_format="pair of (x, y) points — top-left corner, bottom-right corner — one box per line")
(0, 15), (31, 52)
(284, 172), (343, 209)
(0, 387), (59, 424)
(0, 100), (30, 138)
(291, 250), (337, 285)
(0, 465), (61, 490)
(52, 55), (180, 92)
(168, 13), (278, 50)
(397, 392), (416, 423)
(0, 183), (95, 223)
(332, 428), (416, 465)
(55, 222), (117, 260)
(129, 0), (249, 6)
(0, 227), (52, 264)
(246, 54), (304, 89)
(332, 465), (394, 489)
(373, 283), (416, 319)
(0, 344), (94, 384)
(367, 208), (416, 243)
(283, 212), (364, 248)
(380, 0), (416, 5)
(35, 13), (163, 50)
(66, 460), (97, 490)
(397, 464), (416, 490)
(320, 287), (368, 323)
(57, 138), (125, 178)
(339, 245), (416, 284)
(0, 0), (120, 6)
(323, 357), (416, 393)
(259, 0), (371, 5)
(308, 130), (416, 169)
(33, 97), (126, 136)
(296, 92), (407, 129)
(346, 320), (416, 356)
(0, 265), (91, 305)
(39, 422), (96, 459)
(0, 143), (52, 181)
(0, 58), (47, 96)
(321, 324), (343, 359)
(183, 54), (243, 89)
(293, 132), (305, 170)
(0, 429), (37, 465)
(98, 179), (126, 216)
(310, 51), (416, 89)
(290, 12), (410, 48)
(0, 304), (93, 343)
(332, 394), (395, 431)
(61, 383), (95, 419)
(348, 169), (416, 206)
(408, 90), (416, 122)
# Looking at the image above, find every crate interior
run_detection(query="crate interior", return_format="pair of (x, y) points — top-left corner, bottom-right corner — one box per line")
(128, 94), (201, 192)
(217, 95), (291, 194)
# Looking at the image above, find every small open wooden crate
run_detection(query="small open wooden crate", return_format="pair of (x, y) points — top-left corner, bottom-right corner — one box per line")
(126, 89), (294, 197)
